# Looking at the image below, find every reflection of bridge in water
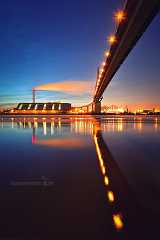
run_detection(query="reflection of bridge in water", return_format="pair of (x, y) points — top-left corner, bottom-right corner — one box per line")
(93, 119), (160, 238)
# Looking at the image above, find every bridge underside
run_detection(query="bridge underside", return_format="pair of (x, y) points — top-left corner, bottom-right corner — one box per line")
(72, 0), (160, 115)
(74, 101), (101, 114)
(94, 0), (160, 101)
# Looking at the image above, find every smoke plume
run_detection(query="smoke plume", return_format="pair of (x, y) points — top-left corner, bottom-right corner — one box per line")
(34, 80), (94, 95)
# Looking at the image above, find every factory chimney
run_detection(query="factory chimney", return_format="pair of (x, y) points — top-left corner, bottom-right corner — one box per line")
(32, 88), (36, 103)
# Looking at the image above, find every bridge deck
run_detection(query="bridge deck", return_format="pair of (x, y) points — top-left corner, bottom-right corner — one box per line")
(94, 0), (160, 101)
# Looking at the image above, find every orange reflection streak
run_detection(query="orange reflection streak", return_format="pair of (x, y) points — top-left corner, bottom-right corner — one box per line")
(137, 118), (142, 131)
(93, 122), (125, 232)
(117, 118), (123, 132)
(26, 122), (30, 128)
(43, 121), (47, 135)
(34, 121), (38, 129)
(94, 134), (107, 176)
(102, 166), (106, 175)
(113, 214), (124, 230)
(58, 118), (61, 128)
(35, 138), (85, 148)
(11, 118), (14, 128)
(155, 117), (158, 130)
(94, 135), (103, 164)
(51, 122), (54, 135)
(107, 191), (115, 203)
(104, 176), (109, 186)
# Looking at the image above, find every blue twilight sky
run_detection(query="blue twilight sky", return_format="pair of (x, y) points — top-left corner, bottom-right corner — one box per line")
(0, 0), (160, 109)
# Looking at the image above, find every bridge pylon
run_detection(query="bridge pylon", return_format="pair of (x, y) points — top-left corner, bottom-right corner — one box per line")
(92, 99), (102, 114)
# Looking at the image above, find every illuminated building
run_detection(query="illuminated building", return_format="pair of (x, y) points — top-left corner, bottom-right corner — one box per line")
(13, 102), (72, 114)
(136, 108), (156, 115)
(102, 105), (126, 114)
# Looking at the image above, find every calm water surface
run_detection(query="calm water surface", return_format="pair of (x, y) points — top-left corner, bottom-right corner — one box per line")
(0, 115), (160, 239)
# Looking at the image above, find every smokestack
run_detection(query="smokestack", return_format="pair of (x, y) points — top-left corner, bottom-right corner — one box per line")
(32, 88), (35, 103)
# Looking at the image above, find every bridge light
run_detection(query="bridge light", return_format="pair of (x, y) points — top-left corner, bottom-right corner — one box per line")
(102, 61), (106, 67)
(100, 67), (104, 73)
(114, 10), (126, 23)
(105, 50), (110, 57)
(108, 35), (117, 45)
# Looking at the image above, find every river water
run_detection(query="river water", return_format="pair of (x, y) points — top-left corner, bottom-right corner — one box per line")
(0, 115), (160, 239)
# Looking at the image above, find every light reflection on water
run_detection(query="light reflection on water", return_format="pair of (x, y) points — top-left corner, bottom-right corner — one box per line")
(0, 115), (160, 239)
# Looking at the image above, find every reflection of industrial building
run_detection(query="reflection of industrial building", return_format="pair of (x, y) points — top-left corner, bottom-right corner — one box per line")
(13, 102), (72, 114)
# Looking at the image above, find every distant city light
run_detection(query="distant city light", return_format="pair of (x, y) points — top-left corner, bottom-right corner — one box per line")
(108, 35), (117, 45)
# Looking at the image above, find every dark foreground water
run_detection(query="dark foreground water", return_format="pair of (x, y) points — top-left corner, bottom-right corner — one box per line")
(0, 115), (160, 239)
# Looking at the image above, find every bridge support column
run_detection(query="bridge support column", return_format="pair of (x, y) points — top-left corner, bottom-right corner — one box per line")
(92, 101), (101, 114)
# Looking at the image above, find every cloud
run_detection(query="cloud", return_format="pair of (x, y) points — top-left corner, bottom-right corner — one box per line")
(34, 80), (94, 95)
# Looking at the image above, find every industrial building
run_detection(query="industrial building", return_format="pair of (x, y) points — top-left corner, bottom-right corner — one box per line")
(13, 102), (72, 114)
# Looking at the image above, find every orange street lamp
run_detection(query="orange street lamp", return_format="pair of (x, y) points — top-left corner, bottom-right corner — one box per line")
(114, 10), (126, 23)
(108, 35), (117, 45)
(105, 50), (111, 57)
(102, 61), (106, 67)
